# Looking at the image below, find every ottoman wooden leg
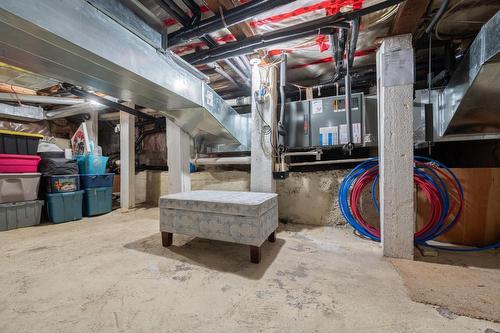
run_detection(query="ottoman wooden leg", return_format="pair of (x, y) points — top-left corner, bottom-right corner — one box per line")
(268, 230), (276, 243)
(161, 232), (173, 247)
(250, 246), (261, 264)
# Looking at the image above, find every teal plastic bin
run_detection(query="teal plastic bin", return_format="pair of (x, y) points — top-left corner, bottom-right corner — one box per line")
(74, 155), (109, 174)
(83, 187), (112, 216)
(45, 190), (84, 223)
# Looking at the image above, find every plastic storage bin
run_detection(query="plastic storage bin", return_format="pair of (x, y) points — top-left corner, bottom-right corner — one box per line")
(0, 130), (43, 155)
(38, 151), (65, 159)
(0, 154), (41, 173)
(45, 190), (84, 223)
(0, 173), (41, 203)
(0, 200), (43, 231)
(44, 174), (80, 193)
(83, 187), (112, 216)
(75, 155), (108, 175)
(38, 158), (79, 176)
(80, 174), (114, 189)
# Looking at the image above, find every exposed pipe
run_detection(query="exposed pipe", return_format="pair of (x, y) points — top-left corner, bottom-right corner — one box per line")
(425, 0), (450, 34)
(192, 156), (251, 165)
(154, 0), (190, 26)
(279, 53), (287, 123)
(225, 59), (251, 86)
(232, 56), (250, 77)
(201, 33), (250, 87)
(184, 0), (406, 65)
(239, 56), (252, 74)
(278, 52), (288, 152)
(337, 28), (347, 70)
(45, 103), (108, 119)
(425, 0), (449, 102)
(0, 93), (86, 105)
(282, 150), (322, 159)
(329, 32), (338, 73)
(181, 0), (200, 15)
(180, 0), (201, 25)
(344, 72), (354, 154)
(208, 62), (244, 89)
(64, 84), (155, 120)
(344, 26), (354, 155)
(141, 7), (229, 85)
(185, 24), (346, 65)
(289, 157), (370, 167)
(168, 0), (297, 46)
(348, 18), (360, 69)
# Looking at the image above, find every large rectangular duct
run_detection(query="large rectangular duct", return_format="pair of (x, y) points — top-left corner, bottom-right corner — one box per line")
(0, 0), (249, 147)
(440, 10), (500, 135)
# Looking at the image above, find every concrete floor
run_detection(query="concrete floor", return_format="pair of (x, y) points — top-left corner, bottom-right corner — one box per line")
(1, 207), (499, 333)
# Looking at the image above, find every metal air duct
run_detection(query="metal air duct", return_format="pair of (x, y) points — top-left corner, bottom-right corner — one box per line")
(440, 10), (500, 135)
(0, 0), (249, 148)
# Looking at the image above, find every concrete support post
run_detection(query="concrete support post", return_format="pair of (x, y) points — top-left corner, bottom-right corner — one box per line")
(166, 119), (191, 194)
(376, 34), (415, 260)
(250, 63), (277, 193)
(120, 105), (135, 209)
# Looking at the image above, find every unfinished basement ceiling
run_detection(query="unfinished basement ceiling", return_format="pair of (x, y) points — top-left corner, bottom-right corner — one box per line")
(1, 0), (499, 103)
(137, 0), (500, 98)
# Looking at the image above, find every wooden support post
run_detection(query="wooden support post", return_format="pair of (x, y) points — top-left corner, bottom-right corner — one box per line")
(376, 34), (415, 260)
(166, 119), (191, 194)
(120, 104), (135, 209)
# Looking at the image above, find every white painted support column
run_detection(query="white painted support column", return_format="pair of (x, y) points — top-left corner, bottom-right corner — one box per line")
(250, 63), (277, 193)
(120, 106), (135, 209)
(376, 34), (415, 259)
(166, 119), (191, 194)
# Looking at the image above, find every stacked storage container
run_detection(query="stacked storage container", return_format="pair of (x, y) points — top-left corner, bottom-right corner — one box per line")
(40, 151), (84, 223)
(77, 155), (114, 216)
(0, 130), (44, 231)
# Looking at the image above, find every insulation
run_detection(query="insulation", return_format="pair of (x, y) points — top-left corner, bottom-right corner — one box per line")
(166, 0), (399, 86)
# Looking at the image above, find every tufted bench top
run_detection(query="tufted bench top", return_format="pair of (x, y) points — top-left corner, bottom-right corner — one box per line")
(159, 190), (278, 217)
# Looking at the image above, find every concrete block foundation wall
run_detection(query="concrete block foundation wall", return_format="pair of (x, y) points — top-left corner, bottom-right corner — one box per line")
(134, 170), (251, 206)
(133, 169), (376, 227)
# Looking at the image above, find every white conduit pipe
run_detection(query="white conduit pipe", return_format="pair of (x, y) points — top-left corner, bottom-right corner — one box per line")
(191, 156), (251, 165)
(289, 157), (370, 167)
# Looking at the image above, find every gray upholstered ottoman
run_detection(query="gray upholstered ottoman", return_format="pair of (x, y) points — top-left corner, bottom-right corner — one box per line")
(159, 190), (278, 263)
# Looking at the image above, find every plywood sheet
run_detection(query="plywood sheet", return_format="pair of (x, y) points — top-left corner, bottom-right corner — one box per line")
(417, 168), (500, 247)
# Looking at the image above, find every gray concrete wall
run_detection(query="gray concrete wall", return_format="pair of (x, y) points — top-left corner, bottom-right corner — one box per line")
(276, 170), (348, 226)
(134, 169), (377, 227)
(135, 170), (250, 206)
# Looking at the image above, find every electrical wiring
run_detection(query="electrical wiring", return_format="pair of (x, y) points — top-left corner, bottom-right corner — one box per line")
(254, 63), (281, 159)
(338, 156), (500, 252)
